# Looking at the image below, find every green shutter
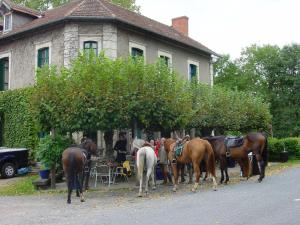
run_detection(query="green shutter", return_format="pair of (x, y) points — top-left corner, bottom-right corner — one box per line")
(0, 59), (4, 91)
(45, 48), (49, 65)
(37, 49), (42, 68)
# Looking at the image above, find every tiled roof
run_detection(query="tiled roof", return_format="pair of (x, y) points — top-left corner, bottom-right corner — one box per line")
(0, 0), (216, 56)
(3, 0), (40, 17)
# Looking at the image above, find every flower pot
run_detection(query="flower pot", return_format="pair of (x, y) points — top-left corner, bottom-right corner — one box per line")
(279, 151), (288, 163)
(39, 169), (50, 179)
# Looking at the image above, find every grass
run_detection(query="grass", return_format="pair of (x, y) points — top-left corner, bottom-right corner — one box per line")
(0, 175), (39, 196)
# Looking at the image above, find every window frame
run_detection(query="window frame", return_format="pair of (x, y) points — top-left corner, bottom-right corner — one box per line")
(3, 13), (12, 32)
(79, 35), (102, 55)
(129, 41), (146, 63)
(35, 41), (52, 69)
(0, 51), (11, 90)
(158, 50), (172, 68)
(187, 59), (200, 82)
(83, 41), (98, 55)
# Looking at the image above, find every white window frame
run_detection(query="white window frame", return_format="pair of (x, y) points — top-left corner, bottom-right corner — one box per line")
(158, 50), (172, 68)
(129, 41), (146, 63)
(3, 13), (12, 33)
(0, 51), (12, 90)
(187, 59), (200, 82)
(35, 41), (52, 69)
(79, 35), (102, 55)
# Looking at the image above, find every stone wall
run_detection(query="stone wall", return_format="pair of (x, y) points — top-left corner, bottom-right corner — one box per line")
(103, 24), (117, 59)
(63, 23), (79, 68)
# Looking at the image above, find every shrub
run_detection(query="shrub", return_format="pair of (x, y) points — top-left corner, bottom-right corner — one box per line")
(268, 137), (300, 161)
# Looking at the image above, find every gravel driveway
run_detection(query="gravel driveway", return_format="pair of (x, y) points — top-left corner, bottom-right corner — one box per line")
(1, 167), (300, 225)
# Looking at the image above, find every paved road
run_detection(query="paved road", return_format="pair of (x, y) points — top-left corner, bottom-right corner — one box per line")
(1, 167), (300, 225)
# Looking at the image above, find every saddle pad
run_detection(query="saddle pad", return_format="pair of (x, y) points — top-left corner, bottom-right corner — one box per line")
(225, 136), (244, 148)
(175, 145), (184, 157)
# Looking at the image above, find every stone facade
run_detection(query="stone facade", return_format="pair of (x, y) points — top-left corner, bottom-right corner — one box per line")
(63, 23), (79, 68)
(103, 24), (117, 60)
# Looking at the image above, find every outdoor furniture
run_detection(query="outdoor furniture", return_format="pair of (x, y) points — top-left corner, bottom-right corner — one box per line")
(94, 164), (114, 187)
(113, 166), (128, 183)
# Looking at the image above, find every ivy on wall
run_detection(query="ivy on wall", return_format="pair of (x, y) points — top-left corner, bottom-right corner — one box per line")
(0, 88), (39, 161)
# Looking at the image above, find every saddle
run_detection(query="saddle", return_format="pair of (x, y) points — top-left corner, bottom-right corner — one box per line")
(224, 136), (244, 157)
(175, 144), (184, 157)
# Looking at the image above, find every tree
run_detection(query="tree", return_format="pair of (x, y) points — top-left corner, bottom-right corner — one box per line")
(214, 43), (300, 137)
(12, 0), (140, 12)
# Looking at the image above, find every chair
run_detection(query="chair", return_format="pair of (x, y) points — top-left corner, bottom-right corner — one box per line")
(113, 166), (128, 183)
(94, 165), (113, 187)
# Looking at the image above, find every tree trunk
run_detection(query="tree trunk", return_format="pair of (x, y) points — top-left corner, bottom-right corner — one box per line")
(50, 165), (56, 189)
(50, 128), (56, 189)
(104, 130), (114, 158)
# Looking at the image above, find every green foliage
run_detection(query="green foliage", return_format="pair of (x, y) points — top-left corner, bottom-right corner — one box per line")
(188, 83), (271, 134)
(268, 137), (300, 161)
(12, 0), (140, 12)
(36, 134), (72, 168)
(214, 43), (300, 137)
(0, 88), (39, 160)
(32, 53), (193, 134)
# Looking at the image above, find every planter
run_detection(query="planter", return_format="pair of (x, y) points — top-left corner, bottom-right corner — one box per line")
(39, 169), (50, 179)
(279, 151), (288, 163)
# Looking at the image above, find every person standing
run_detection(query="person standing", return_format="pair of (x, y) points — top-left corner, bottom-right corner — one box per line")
(114, 133), (127, 164)
(158, 138), (172, 184)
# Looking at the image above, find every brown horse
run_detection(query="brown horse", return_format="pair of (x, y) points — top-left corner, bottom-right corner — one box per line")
(203, 132), (268, 183)
(165, 138), (217, 192)
(62, 138), (97, 204)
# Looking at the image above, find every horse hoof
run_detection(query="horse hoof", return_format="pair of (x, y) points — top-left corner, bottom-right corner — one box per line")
(67, 200), (71, 204)
(152, 186), (156, 190)
(172, 187), (177, 192)
(81, 199), (85, 202)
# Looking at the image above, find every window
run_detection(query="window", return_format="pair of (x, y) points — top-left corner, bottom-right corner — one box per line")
(84, 41), (98, 55)
(4, 13), (12, 32)
(131, 47), (144, 57)
(0, 58), (9, 91)
(129, 42), (146, 62)
(158, 50), (172, 68)
(188, 59), (200, 81)
(189, 64), (197, 79)
(37, 47), (49, 68)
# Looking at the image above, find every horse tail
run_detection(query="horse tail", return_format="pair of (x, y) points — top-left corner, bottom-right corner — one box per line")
(205, 141), (216, 178)
(137, 149), (144, 181)
(262, 134), (269, 164)
(67, 153), (78, 190)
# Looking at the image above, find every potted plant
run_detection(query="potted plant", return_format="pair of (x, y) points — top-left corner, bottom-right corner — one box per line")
(38, 163), (50, 179)
(36, 134), (72, 188)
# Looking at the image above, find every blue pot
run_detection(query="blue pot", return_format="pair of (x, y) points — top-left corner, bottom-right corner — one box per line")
(39, 169), (50, 179)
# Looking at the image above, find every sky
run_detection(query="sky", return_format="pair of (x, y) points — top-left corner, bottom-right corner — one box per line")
(136, 0), (300, 59)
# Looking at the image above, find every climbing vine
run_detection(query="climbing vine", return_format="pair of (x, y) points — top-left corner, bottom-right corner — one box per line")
(0, 88), (39, 161)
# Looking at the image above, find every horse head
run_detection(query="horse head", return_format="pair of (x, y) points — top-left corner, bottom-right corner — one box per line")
(81, 138), (98, 156)
(164, 138), (177, 164)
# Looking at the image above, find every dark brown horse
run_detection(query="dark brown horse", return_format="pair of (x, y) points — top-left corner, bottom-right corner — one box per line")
(62, 138), (97, 204)
(203, 132), (268, 183)
(165, 138), (217, 192)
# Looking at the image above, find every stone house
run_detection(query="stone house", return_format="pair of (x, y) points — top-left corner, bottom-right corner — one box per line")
(0, 0), (217, 149)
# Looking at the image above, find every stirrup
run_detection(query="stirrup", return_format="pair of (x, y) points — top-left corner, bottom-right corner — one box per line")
(226, 151), (231, 157)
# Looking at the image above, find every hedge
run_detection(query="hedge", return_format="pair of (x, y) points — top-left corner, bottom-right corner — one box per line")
(268, 137), (300, 161)
(0, 88), (39, 161)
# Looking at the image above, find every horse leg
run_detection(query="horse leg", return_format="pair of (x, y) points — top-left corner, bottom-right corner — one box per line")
(256, 154), (265, 182)
(151, 166), (156, 190)
(172, 164), (179, 192)
(76, 189), (80, 197)
(192, 161), (200, 192)
(138, 175), (143, 197)
(220, 168), (224, 184)
(145, 169), (151, 196)
(225, 168), (229, 184)
(188, 164), (193, 184)
(78, 173), (85, 202)
(180, 164), (186, 183)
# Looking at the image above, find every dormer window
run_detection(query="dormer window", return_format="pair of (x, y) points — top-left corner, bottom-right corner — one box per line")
(3, 13), (12, 32)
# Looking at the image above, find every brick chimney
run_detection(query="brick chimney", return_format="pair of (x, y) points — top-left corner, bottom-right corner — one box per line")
(172, 16), (189, 36)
